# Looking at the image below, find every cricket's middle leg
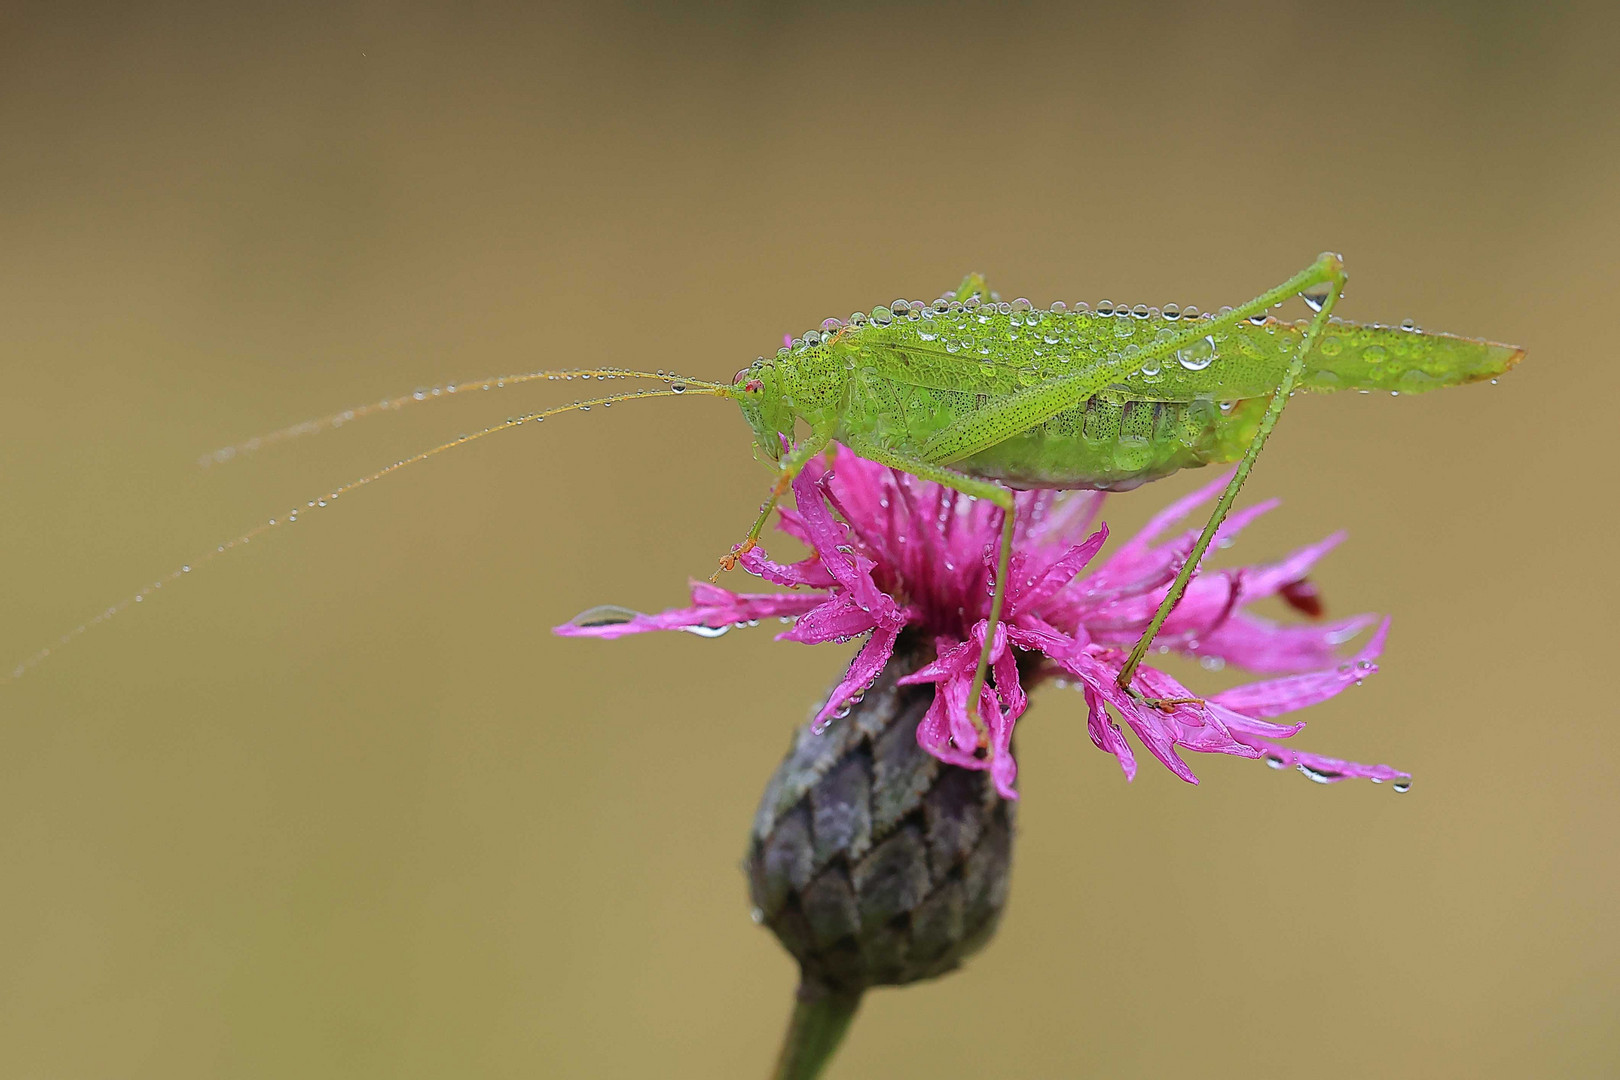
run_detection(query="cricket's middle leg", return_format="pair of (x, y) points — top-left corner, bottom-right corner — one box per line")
(843, 435), (1016, 749)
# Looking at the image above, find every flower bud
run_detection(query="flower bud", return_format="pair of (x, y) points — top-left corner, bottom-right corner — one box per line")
(746, 634), (1015, 994)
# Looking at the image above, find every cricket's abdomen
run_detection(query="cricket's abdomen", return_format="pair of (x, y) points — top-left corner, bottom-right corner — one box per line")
(844, 374), (1268, 492)
(955, 396), (1268, 492)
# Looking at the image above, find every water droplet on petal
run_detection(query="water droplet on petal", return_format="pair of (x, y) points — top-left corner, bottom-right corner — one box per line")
(567, 604), (643, 628)
(1392, 778), (1412, 793)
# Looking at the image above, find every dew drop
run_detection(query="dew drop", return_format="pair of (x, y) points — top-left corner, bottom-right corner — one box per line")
(1265, 754), (1288, 770)
(1162, 303), (1181, 321)
(871, 305), (894, 327)
(749, 907), (765, 925)
(1303, 287), (1329, 312)
(1096, 300), (1114, 317)
(1177, 334), (1217, 371)
(1363, 345), (1388, 364)
(681, 624), (731, 638)
(671, 381), (687, 394)
(1297, 763), (1343, 784)
(567, 604), (642, 628)
(1392, 778), (1412, 793)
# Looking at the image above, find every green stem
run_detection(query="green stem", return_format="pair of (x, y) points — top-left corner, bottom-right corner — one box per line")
(770, 978), (862, 1080)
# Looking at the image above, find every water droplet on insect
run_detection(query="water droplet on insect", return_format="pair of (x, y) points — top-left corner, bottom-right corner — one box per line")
(1177, 335), (1216, 371)
(803, 329), (821, 347)
(1181, 305), (1199, 319)
(1162, 303), (1181, 321)
(1303, 287), (1330, 312)
(871, 305), (894, 327)
(1363, 345), (1388, 364)
(1400, 318), (1419, 332)
(1131, 304), (1149, 319)
(1096, 300), (1114, 316)
(1114, 318), (1135, 338)
(1048, 300), (1067, 314)
(1247, 313), (1267, 325)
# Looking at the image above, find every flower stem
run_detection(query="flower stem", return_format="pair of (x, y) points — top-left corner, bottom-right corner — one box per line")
(771, 978), (862, 1080)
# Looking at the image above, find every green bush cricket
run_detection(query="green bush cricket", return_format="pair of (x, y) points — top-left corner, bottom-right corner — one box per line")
(10, 253), (1524, 749)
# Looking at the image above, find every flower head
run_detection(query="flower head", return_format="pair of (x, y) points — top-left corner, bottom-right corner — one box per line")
(557, 446), (1410, 800)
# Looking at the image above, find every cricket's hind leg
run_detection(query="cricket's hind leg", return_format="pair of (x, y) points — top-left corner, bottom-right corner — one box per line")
(1115, 252), (1351, 710)
(843, 435), (1016, 752)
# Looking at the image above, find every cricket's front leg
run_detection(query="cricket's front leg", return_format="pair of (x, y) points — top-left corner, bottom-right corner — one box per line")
(711, 426), (833, 581)
(1116, 252), (1350, 711)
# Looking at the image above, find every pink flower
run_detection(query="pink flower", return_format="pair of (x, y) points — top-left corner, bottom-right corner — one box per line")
(556, 447), (1410, 800)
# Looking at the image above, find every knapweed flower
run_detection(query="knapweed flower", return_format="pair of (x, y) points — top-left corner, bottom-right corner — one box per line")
(557, 445), (1410, 800)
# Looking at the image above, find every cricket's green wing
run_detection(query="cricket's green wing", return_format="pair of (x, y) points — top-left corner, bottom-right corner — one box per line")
(1099, 316), (1525, 401)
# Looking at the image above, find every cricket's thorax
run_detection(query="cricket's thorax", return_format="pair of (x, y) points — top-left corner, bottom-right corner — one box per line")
(762, 300), (1520, 490)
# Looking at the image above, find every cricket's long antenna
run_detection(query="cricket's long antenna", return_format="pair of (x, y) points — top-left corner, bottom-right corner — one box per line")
(7, 384), (727, 681)
(199, 367), (729, 466)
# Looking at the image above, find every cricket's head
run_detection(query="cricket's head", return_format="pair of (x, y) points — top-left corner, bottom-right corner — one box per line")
(730, 357), (796, 462)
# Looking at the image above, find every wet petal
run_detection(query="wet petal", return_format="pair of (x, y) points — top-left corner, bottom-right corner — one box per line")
(554, 585), (826, 640)
(1240, 739), (1410, 786)
(779, 593), (881, 644)
(1211, 618), (1389, 717)
(1197, 612), (1379, 674)
(1084, 684), (1137, 780)
(812, 623), (902, 728)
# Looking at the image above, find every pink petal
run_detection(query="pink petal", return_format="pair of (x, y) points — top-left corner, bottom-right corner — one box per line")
(738, 546), (838, 589)
(1084, 684), (1137, 780)
(1017, 526), (1110, 611)
(554, 586), (826, 640)
(1210, 618), (1389, 717)
(812, 623), (902, 730)
(1239, 739), (1410, 786)
(1197, 612), (1379, 674)
(780, 593), (882, 644)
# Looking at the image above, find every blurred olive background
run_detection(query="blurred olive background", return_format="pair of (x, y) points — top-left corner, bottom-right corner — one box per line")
(2, 1), (1616, 1076)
